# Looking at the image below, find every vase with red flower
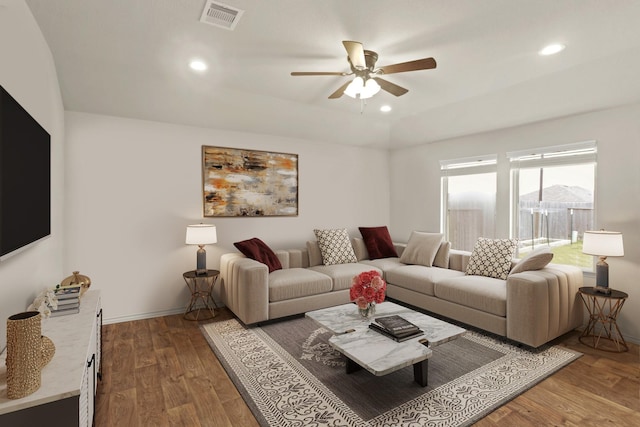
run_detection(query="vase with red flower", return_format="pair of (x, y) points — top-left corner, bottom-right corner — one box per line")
(350, 270), (386, 319)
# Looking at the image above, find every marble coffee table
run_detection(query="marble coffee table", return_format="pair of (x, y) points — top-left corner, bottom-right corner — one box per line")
(306, 301), (466, 386)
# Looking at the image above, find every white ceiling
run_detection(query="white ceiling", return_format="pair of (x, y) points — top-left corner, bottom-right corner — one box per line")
(25, 0), (640, 149)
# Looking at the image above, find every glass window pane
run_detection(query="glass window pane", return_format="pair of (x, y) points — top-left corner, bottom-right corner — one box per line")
(446, 172), (496, 251)
(516, 164), (595, 269)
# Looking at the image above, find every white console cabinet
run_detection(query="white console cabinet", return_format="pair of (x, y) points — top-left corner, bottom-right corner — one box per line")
(0, 290), (102, 426)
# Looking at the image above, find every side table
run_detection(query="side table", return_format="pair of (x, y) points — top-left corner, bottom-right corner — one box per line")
(578, 286), (628, 352)
(183, 269), (219, 321)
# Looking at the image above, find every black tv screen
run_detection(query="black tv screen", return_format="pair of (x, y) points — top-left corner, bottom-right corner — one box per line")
(0, 85), (51, 259)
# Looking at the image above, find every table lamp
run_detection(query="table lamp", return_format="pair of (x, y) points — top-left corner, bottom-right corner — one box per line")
(186, 224), (217, 275)
(582, 230), (624, 294)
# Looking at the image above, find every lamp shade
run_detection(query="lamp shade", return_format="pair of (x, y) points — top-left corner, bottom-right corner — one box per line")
(582, 230), (624, 257)
(186, 224), (217, 245)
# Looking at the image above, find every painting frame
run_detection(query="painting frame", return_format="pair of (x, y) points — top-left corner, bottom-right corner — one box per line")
(201, 146), (299, 217)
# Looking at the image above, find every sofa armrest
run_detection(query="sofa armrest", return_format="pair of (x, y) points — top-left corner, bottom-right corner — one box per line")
(506, 264), (583, 347)
(220, 253), (269, 324)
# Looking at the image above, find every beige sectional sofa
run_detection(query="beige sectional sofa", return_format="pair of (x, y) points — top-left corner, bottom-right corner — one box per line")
(219, 236), (583, 348)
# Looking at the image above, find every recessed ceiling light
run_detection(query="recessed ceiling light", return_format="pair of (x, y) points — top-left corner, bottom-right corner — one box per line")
(380, 105), (392, 112)
(538, 44), (565, 56)
(189, 59), (208, 72)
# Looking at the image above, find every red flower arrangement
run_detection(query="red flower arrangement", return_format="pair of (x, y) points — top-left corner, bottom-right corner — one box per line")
(350, 270), (386, 310)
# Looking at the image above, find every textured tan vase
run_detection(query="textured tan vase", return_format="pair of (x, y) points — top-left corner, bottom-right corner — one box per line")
(6, 311), (56, 399)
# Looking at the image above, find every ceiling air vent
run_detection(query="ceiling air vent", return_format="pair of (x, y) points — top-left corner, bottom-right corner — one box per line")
(199, 1), (244, 31)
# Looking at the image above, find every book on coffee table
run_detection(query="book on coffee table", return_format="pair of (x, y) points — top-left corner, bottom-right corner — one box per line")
(374, 315), (421, 336)
(369, 322), (424, 342)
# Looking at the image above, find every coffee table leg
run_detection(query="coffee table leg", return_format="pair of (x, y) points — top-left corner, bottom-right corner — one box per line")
(345, 357), (362, 374)
(413, 360), (428, 386)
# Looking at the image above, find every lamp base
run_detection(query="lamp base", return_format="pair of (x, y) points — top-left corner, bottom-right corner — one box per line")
(594, 257), (610, 294)
(196, 246), (207, 275)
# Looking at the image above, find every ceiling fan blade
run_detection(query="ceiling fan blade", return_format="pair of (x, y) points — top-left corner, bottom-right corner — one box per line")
(291, 71), (347, 76)
(342, 40), (366, 70)
(373, 77), (409, 97)
(328, 81), (351, 99)
(378, 57), (437, 74)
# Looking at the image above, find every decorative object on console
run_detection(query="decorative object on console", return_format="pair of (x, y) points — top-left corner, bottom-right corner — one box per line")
(582, 230), (624, 294)
(186, 224), (218, 275)
(350, 270), (386, 318)
(202, 146), (298, 217)
(27, 288), (58, 318)
(466, 237), (518, 280)
(6, 311), (55, 399)
(314, 228), (358, 265)
(60, 270), (91, 296)
(234, 237), (282, 273)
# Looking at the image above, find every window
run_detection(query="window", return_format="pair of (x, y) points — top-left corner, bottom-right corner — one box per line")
(441, 155), (497, 251)
(509, 141), (596, 269)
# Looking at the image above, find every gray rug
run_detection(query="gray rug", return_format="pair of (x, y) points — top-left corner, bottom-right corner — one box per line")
(201, 316), (581, 426)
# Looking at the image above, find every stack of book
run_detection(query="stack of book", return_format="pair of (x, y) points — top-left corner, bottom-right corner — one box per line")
(51, 285), (82, 317)
(369, 315), (424, 342)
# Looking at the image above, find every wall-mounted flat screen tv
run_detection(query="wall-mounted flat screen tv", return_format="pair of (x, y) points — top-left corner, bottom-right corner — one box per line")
(0, 85), (51, 260)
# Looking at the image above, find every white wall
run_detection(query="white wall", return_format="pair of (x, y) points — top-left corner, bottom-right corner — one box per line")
(0, 0), (65, 350)
(64, 112), (390, 322)
(390, 103), (640, 343)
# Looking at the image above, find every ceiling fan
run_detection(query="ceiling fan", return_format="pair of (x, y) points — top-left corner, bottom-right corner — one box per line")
(291, 40), (437, 100)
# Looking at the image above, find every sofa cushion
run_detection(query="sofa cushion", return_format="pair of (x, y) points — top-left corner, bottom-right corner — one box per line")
(399, 231), (444, 267)
(360, 258), (404, 279)
(433, 241), (451, 268)
(268, 268), (332, 302)
(351, 237), (369, 261)
(435, 275), (507, 317)
(309, 263), (382, 291)
(386, 265), (465, 296)
(358, 226), (398, 259)
(314, 228), (358, 265)
(509, 247), (554, 275)
(306, 241), (323, 266)
(233, 238), (282, 273)
(466, 237), (517, 280)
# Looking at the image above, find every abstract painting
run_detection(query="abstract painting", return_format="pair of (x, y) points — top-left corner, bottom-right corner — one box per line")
(202, 146), (298, 217)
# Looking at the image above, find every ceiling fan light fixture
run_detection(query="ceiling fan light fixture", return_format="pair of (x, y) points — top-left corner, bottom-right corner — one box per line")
(344, 76), (364, 98)
(361, 78), (381, 99)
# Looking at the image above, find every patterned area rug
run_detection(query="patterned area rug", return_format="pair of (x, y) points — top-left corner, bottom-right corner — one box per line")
(201, 316), (581, 426)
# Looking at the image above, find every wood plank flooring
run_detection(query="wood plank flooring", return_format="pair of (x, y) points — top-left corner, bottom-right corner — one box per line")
(96, 308), (639, 426)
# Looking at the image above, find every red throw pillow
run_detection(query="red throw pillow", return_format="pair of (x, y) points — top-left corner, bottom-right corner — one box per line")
(234, 238), (282, 273)
(358, 226), (398, 260)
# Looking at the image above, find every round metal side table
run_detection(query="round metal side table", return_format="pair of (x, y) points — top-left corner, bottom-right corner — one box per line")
(578, 286), (628, 352)
(182, 269), (219, 321)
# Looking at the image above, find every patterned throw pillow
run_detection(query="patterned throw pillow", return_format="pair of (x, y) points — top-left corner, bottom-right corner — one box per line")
(466, 238), (518, 280)
(313, 228), (357, 265)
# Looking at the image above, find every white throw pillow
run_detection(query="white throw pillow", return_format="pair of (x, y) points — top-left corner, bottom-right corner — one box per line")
(509, 247), (554, 275)
(399, 231), (444, 267)
(466, 237), (518, 280)
(433, 241), (451, 269)
(313, 229), (357, 265)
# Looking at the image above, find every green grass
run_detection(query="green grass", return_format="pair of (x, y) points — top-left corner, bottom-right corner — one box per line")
(550, 241), (593, 269)
(519, 241), (593, 269)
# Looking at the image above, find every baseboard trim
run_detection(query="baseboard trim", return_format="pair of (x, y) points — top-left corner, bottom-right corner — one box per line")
(103, 301), (227, 324)
(103, 308), (183, 324)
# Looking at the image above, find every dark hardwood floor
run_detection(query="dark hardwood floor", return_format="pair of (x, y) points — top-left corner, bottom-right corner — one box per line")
(95, 308), (639, 426)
